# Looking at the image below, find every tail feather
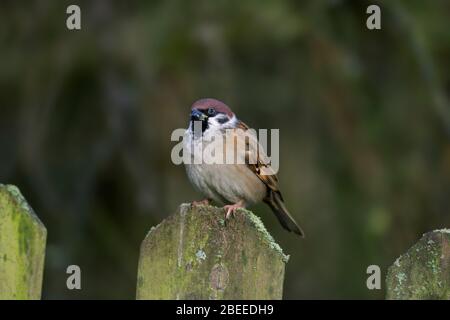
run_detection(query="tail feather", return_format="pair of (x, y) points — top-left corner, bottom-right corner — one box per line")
(264, 191), (305, 237)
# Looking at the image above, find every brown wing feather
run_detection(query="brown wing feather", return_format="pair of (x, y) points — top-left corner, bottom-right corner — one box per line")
(234, 120), (304, 237)
(235, 120), (281, 196)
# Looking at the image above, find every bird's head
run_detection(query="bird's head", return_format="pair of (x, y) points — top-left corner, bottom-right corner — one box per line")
(188, 98), (236, 135)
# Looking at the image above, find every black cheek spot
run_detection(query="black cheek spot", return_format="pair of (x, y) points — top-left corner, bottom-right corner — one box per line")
(217, 117), (229, 124)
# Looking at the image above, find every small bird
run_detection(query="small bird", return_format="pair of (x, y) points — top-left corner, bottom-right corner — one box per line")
(183, 98), (304, 237)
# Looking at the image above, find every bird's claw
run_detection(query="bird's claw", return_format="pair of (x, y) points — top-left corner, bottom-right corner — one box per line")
(225, 207), (235, 220)
(223, 201), (245, 220)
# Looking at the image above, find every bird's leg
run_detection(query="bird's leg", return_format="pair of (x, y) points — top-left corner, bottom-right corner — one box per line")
(223, 200), (245, 220)
(192, 198), (211, 206)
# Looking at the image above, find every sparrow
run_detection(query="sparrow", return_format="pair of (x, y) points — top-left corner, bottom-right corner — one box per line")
(183, 98), (304, 237)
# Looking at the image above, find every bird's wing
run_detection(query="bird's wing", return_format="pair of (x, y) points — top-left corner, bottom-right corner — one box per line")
(235, 120), (304, 237)
(234, 120), (282, 198)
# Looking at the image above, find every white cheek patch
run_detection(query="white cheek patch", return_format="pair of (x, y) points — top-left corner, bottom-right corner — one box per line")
(208, 117), (225, 130)
(207, 114), (236, 129)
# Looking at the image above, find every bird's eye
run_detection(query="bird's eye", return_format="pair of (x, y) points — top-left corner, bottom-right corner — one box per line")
(207, 108), (216, 116)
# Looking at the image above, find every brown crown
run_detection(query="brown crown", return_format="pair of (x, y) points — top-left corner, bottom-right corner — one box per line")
(191, 98), (234, 117)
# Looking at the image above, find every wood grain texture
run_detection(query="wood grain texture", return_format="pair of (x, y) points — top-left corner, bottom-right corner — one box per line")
(136, 204), (288, 299)
(386, 229), (450, 299)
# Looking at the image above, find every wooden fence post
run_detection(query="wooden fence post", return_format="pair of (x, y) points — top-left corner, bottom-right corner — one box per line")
(136, 204), (289, 299)
(0, 184), (47, 300)
(386, 229), (450, 299)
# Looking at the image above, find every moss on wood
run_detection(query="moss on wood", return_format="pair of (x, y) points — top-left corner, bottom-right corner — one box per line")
(0, 184), (47, 300)
(136, 204), (287, 299)
(386, 229), (450, 299)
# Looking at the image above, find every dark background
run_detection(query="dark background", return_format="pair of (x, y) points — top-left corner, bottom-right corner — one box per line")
(0, 0), (449, 299)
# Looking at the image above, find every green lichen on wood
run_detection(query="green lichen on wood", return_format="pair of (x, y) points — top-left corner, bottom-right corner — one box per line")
(136, 204), (287, 300)
(386, 229), (450, 299)
(0, 184), (47, 300)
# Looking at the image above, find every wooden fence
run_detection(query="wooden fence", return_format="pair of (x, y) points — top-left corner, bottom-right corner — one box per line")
(386, 229), (450, 299)
(0, 184), (47, 299)
(1, 184), (449, 299)
(136, 204), (287, 299)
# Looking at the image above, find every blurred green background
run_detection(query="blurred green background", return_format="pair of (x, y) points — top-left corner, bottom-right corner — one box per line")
(1, 0), (449, 299)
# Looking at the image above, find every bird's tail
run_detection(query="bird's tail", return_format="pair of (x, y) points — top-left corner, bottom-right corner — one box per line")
(264, 191), (305, 237)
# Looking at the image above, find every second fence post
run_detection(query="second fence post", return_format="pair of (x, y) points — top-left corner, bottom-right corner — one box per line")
(386, 229), (450, 299)
(136, 204), (289, 299)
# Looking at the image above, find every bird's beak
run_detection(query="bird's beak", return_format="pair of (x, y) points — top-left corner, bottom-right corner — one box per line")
(190, 109), (208, 121)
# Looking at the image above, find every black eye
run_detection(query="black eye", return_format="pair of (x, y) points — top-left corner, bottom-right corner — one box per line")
(207, 108), (216, 116)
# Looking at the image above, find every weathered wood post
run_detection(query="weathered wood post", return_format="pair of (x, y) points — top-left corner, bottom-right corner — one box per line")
(386, 229), (450, 299)
(136, 204), (288, 299)
(0, 184), (47, 300)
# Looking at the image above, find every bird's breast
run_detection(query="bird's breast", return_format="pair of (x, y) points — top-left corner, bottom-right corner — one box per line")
(186, 162), (266, 205)
(183, 133), (266, 205)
